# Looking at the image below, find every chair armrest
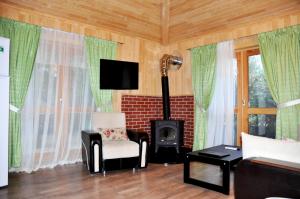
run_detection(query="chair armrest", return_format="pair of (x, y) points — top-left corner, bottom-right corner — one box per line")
(82, 130), (102, 142)
(234, 157), (300, 199)
(127, 130), (149, 168)
(127, 129), (149, 144)
(81, 130), (103, 173)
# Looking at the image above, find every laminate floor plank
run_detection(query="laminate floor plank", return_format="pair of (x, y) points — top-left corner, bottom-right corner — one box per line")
(0, 163), (235, 199)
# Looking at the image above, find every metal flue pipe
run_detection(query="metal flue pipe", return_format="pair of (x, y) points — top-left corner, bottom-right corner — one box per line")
(160, 54), (183, 120)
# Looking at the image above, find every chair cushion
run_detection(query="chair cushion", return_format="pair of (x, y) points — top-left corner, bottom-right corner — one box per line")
(242, 132), (300, 164)
(102, 140), (139, 160)
(98, 128), (128, 141)
(92, 112), (126, 131)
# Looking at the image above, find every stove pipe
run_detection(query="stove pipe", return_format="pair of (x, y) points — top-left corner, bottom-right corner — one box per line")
(160, 54), (183, 120)
(161, 76), (170, 120)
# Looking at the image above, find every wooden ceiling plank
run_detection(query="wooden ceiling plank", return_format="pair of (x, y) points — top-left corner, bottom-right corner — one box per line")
(161, 0), (170, 45)
(2, 0), (300, 44)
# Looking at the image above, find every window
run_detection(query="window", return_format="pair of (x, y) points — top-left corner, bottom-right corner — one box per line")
(21, 30), (96, 171)
(236, 49), (277, 144)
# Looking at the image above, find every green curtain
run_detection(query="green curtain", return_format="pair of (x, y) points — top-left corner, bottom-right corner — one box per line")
(84, 36), (117, 112)
(258, 25), (300, 140)
(0, 18), (41, 167)
(191, 44), (217, 150)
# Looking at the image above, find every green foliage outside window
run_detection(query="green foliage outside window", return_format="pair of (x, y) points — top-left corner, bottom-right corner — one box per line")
(248, 55), (276, 138)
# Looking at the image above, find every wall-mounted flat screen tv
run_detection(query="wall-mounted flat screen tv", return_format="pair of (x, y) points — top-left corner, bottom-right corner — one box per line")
(100, 59), (139, 90)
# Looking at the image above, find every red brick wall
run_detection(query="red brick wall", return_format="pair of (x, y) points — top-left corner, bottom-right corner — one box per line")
(121, 95), (194, 148)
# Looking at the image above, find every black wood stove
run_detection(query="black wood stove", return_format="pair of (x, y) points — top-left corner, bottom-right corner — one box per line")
(150, 55), (184, 161)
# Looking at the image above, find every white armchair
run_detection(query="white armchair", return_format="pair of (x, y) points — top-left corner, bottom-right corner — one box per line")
(81, 112), (148, 175)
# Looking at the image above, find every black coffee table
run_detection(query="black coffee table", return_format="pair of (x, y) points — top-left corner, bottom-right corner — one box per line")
(184, 145), (242, 195)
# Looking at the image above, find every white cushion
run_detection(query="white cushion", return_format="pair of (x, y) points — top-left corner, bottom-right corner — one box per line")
(92, 112), (126, 131)
(242, 132), (300, 164)
(102, 140), (139, 160)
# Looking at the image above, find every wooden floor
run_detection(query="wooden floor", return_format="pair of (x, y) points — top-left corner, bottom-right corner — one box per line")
(0, 163), (235, 199)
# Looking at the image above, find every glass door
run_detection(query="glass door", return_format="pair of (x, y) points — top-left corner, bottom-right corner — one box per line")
(236, 49), (277, 145)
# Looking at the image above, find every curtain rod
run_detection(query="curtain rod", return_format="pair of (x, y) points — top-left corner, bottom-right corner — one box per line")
(186, 34), (258, 50)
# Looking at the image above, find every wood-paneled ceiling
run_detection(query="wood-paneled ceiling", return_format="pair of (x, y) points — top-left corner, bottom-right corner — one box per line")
(169, 0), (300, 43)
(2, 0), (300, 44)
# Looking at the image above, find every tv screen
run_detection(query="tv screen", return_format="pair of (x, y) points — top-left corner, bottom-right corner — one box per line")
(100, 59), (139, 90)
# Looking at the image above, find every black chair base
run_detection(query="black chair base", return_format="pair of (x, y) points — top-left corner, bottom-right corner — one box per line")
(81, 130), (149, 174)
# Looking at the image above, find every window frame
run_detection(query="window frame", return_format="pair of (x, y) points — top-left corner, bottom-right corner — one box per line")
(236, 48), (277, 145)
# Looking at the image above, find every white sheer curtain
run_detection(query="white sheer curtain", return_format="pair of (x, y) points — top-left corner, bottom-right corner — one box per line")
(18, 28), (95, 172)
(206, 40), (237, 147)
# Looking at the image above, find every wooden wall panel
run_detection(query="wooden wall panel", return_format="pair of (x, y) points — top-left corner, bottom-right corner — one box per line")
(234, 35), (259, 51)
(170, 12), (300, 50)
(113, 39), (163, 111)
(160, 12), (300, 100)
(1, 1), (300, 112)
(0, 2), (163, 113)
(162, 43), (193, 96)
(160, 12), (300, 96)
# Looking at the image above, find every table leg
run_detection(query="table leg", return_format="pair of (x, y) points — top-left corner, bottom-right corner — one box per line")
(222, 161), (230, 195)
(184, 154), (190, 182)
